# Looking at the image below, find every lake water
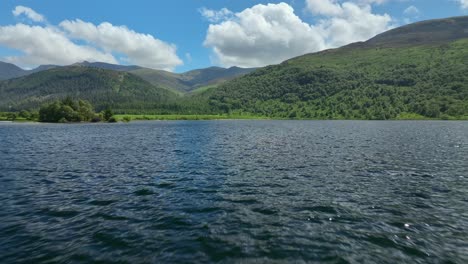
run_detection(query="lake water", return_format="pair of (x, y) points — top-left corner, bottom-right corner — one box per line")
(1, 121), (467, 263)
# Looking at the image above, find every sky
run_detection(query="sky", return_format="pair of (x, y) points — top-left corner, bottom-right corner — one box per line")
(0, 0), (466, 72)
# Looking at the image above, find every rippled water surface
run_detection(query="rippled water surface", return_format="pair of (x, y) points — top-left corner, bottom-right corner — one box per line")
(1, 121), (467, 263)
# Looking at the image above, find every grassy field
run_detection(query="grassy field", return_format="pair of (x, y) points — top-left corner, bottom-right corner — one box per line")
(395, 112), (468, 120)
(0, 117), (29, 122)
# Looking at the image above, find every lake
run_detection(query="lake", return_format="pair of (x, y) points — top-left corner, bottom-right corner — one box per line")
(0, 120), (467, 263)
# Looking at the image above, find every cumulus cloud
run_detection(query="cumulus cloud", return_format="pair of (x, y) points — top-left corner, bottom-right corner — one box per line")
(204, 1), (392, 67)
(0, 24), (116, 66)
(12, 6), (45, 22)
(312, 1), (392, 47)
(59, 20), (183, 71)
(204, 3), (325, 68)
(0, 6), (183, 71)
(199, 7), (233, 23)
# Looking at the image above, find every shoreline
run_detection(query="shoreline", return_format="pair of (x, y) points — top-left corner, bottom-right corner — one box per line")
(113, 114), (468, 121)
(3, 117), (468, 123)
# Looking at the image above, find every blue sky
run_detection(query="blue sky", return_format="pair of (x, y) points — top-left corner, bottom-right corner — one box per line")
(0, 0), (466, 72)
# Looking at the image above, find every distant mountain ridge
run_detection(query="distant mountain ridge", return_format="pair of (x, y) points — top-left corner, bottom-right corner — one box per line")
(0, 60), (256, 93)
(179, 66), (256, 89)
(334, 16), (468, 51)
(127, 65), (257, 93)
(0, 62), (60, 80)
(0, 61), (25, 80)
(129, 66), (256, 93)
(73, 61), (142, 71)
(366, 16), (468, 47)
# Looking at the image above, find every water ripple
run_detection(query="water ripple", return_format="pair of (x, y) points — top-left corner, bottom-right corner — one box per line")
(0, 120), (467, 263)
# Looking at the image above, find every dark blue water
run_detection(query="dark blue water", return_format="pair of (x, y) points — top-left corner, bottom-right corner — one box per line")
(1, 121), (467, 263)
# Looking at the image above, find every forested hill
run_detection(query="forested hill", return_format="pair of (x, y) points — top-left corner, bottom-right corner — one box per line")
(0, 60), (256, 93)
(68, 62), (256, 92)
(0, 66), (178, 112)
(206, 16), (468, 119)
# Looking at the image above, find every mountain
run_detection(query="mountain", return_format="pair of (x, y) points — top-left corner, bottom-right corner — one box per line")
(73, 61), (142, 71)
(128, 68), (187, 92)
(0, 62), (59, 80)
(56, 63), (255, 93)
(0, 60), (256, 93)
(0, 66), (178, 112)
(29, 65), (59, 73)
(129, 66), (256, 93)
(206, 16), (468, 119)
(0, 61), (27, 80)
(179, 66), (257, 88)
(365, 16), (468, 47)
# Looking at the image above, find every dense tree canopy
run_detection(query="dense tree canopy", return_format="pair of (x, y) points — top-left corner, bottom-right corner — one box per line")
(206, 39), (468, 119)
(39, 98), (96, 122)
(0, 67), (178, 112)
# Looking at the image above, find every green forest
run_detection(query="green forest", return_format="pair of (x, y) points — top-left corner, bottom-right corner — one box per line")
(0, 67), (178, 113)
(205, 39), (468, 120)
(38, 98), (98, 123)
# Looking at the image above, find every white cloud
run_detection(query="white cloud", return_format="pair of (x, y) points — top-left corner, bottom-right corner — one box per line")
(403, 5), (420, 16)
(0, 6), (183, 71)
(459, 0), (468, 9)
(313, 1), (393, 47)
(204, 3), (326, 68)
(199, 7), (233, 23)
(204, 1), (392, 67)
(12, 6), (45, 22)
(305, 0), (390, 15)
(59, 20), (183, 71)
(0, 24), (116, 66)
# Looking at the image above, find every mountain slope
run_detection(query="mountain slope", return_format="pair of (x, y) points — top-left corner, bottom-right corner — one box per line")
(0, 62), (60, 80)
(0, 61), (26, 80)
(129, 66), (257, 92)
(0, 66), (178, 112)
(74, 61), (142, 71)
(128, 68), (187, 92)
(178, 66), (257, 88)
(207, 16), (468, 119)
(0, 60), (256, 93)
(27, 61), (256, 92)
(29, 65), (58, 73)
(366, 16), (468, 47)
